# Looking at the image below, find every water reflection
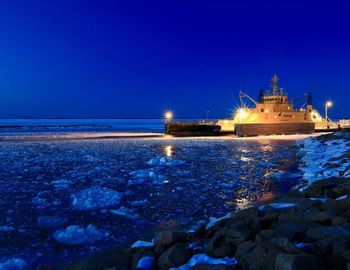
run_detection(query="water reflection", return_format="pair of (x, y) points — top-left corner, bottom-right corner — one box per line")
(164, 145), (173, 157)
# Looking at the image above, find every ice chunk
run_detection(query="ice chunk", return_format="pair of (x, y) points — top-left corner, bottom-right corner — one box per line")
(170, 254), (237, 270)
(53, 224), (108, 245)
(110, 207), (139, 219)
(147, 157), (185, 166)
(131, 240), (153, 248)
(0, 225), (15, 232)
(37, 216), (68, 229)
(51, 179), (72, 189)
(336, 195), (348, 201)
(136, 256), (154, 270)
(0, 258), (27, 270)
(72, 187), (122, 210)
(131, 199), (151, 207)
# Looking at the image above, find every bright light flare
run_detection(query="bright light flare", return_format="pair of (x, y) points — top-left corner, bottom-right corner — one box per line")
(238, 108), (248, 121)
(164, 111), (173, 120)
(164, 145), (173, 157)
(326, 101), (333, 107)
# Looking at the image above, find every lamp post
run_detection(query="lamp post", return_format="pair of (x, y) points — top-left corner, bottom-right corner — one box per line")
(165, 111), (173, 123)
(325, 101), (332, 122)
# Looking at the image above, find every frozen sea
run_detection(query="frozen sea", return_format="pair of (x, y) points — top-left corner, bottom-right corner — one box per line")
(0, 119), (305, 269)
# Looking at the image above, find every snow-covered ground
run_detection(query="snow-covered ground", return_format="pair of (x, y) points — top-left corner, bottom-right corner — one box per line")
(0, 130), (304, 269)
(297, 132), (350, 189)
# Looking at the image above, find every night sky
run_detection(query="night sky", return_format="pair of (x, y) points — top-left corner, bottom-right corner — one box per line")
(0, 1), (349, 119)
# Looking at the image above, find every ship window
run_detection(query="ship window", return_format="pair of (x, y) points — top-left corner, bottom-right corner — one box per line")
(261, 109), (264, 112)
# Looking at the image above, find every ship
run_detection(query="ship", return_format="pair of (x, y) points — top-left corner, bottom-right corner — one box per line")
(233, 75), (315, 137)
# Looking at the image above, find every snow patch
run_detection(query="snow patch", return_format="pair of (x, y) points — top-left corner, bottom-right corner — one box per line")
(206, 213), (232, 229)
(170, 254), (237, 270)
(131, 240), (153, 248)
(147, 157), (185, 166)
(110, 207), (139, 219)
(258, 202), (297, 211)
(136, 256), (154, 270)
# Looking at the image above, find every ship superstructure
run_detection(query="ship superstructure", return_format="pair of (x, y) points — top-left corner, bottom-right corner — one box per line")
(234, 75), (315, 136)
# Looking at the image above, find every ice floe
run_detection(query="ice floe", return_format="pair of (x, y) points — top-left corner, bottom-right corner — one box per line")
(72, 187), (122, 210)
(170, 254), (237, 270)
(0, 258), (27, 270)
(0, 225), (15, 232)
(53, 224), (108, 245)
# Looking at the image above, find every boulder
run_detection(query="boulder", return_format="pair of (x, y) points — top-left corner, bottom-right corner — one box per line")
(207, 230), (243, 257)
(304, 178), (339, 198)
(306, 225), (350, 241)
(154, 231), (176, 248)
(234, 240), (255, 261)
(158, 243), (190, 270)
(273, 222), (306, 241)
(304, 211), (332, 225)
(192, 264), (236, 270)
(131, 249), (155, 270)
(274, 253), (319, 270)
(332, 216), (347, 225)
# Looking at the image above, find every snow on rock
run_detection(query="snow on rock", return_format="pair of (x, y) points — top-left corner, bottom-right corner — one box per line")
(131, 240), (153, 248)
(170, 254), (237, 270)
(0, 258), (26, 270)
(258, 203), (297, 211)
(271, 171), (302, 181)
(110, 207), (139, 219)
(206, 213), (233, 229)
(72, 187), (122, 210)
(309, 197), (329, 203)
(37, 216), (68, 229)
(131, 199), (151, 207)
(136, 256), (154, 270)
(53, 224), (108, 245)
(298, 136), (350, 189)
(147, 157), (185, 166)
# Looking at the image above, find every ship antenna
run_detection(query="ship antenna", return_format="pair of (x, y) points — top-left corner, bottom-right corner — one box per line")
(272, 74), (279, 95)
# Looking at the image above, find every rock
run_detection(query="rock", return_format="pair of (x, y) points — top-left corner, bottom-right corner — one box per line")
(154, 231), (176, 247)
(235, 240), (255, 261)
(332, 183), (350, 197)
(275, 253), (319, 270)
(286, 189), (305, 198)
(304, 211), (332, 225)
(224, 217), (260, 241)
(239, 238), (299, 270)
(259, 213), (278, 230)
(158, 243), (190, 270)
(207, 231), (243, 257)
(332, 216), (347, 225)
(306, 225), (350, 241)
(36, 266), (56, 270)
(304, 178), (339, 198)
(273, 222), (306, 241)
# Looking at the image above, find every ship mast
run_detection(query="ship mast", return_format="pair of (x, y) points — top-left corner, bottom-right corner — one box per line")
(272, 74), (279, 95)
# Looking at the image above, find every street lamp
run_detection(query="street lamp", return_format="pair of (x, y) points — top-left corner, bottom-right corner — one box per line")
(325, 101), (332, 122)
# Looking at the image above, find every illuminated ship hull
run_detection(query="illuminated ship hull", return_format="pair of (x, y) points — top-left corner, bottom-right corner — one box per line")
(235, 122), (315, 137)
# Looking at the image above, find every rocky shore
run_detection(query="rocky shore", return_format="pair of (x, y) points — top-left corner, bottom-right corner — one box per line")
(40, 133), (350, 270)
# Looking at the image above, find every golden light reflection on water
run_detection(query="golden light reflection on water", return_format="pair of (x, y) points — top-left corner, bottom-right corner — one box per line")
(164, 145), (173, 157)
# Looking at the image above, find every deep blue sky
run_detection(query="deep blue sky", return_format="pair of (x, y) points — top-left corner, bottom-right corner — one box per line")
(0, 0), (349, 119)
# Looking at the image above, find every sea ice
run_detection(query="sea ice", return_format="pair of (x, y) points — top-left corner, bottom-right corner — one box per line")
(72, 187), (122, 210)
(136, 256), (154, 270)
(51, 179), (72, 189)
(53, 224), (108, 245)
(110, 207), (139, 219)
(170, 254), (237, 270)
(146, 156), (185, 166)
(37, 216), (68, 229)
(0, 225), (15, 232)
(131, 199), (151, 207)
(0, 258), (26, 270)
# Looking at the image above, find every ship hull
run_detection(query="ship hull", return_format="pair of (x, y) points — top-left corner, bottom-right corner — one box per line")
(234, 122), (315, 137)
(165, 123), (221, 136)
